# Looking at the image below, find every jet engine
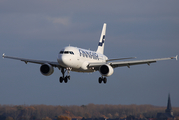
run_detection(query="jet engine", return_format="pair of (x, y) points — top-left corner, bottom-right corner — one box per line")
(99, 64), (114, 77)
(40, 63), (54, 76)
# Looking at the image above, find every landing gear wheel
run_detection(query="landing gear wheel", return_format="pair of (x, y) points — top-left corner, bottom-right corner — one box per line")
(103, 77), (107, 84)
(64, 76), (68, 83)
(59, 68), (71, 83)
(98, 77), (107, 84)
(59, 77), (63, 83)
(98, 77), (102, 83)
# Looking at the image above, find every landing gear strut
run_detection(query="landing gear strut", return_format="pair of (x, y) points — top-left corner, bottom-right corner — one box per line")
(59, 68), (71, 83)
(98, 77), (107, 84)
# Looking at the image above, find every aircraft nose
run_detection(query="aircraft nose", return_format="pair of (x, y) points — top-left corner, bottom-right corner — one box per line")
(58, 55), (70, 67)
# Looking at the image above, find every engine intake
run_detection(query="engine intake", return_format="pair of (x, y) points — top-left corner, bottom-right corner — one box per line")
(99, 64), (114, 77)
(40, 63), (54, 76)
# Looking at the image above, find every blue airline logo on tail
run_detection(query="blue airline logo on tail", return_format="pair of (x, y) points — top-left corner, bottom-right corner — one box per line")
(98, 35), (105, 46)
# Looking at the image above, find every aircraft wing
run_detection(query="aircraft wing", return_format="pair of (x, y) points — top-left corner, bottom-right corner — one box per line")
(110, 56), (177, 68)
(2, 54), (61, 67)
(89, 56), (177, 69)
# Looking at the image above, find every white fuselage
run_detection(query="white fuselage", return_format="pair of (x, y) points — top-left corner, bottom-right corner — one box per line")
(57, 46), (108, 72)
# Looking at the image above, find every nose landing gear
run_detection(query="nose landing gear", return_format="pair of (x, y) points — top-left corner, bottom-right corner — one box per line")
(59, 68), (71, 83)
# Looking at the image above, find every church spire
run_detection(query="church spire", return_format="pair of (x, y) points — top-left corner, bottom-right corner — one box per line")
(165, 93), (173, 116)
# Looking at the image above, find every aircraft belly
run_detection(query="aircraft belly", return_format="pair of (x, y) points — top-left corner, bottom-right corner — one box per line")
(71, 68), (95, 73)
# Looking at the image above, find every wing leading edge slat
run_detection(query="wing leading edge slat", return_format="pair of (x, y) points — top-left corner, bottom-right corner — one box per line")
(2, 54), (60, 67)
(88, 56), (176, 69)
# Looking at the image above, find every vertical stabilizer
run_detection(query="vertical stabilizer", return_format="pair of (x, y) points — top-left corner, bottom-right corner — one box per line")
(96, 23), (107, 54)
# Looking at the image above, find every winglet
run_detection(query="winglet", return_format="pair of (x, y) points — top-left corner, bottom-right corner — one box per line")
(171, 55), (178, 60)
(176, 55), (178, 60)
(2, 53), (5, 58)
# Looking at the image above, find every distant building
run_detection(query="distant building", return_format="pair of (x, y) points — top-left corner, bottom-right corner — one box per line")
(156, 94), (175, 120)
(81, 117), (107, 120)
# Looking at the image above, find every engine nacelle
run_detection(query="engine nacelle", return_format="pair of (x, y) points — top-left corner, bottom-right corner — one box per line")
(40, 63), (54, 76)
(99, 64), (114, 77)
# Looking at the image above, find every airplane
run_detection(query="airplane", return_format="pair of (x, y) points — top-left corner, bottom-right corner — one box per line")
(2, 23), (178, 84)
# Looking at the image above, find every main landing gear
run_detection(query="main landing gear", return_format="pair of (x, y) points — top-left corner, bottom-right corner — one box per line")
(59, 68), (71, 83)
(98, 77), (107, 84)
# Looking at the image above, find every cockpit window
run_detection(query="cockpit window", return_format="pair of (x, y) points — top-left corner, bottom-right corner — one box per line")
(59, 51), (74, 55)
(64, 51), (69, 54)
(69, 51), (74, 55)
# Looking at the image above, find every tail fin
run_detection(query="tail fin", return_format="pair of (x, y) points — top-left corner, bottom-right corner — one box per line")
(96, 23), (107, 54)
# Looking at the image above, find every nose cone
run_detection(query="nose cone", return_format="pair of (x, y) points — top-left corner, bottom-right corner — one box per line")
(57, 54), (70, 67)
